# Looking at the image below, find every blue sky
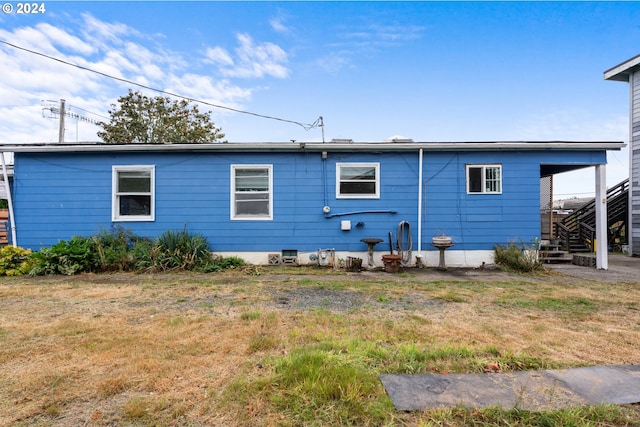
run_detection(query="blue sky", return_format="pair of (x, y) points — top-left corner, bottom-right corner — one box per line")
(0, 1), (638, 199)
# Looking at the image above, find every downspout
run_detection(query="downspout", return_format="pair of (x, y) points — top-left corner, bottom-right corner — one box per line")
(1, 151), (17, 247)
(417, 148), (423, 263)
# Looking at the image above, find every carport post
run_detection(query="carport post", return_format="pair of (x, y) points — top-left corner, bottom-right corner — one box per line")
(595, 164), (608, 270)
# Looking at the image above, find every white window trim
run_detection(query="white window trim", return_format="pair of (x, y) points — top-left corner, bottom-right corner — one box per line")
(230, 164), (273, 221)
(336, 162), (380, 199)
(112, 165), (155, 222)
(466, 164), (502, 194)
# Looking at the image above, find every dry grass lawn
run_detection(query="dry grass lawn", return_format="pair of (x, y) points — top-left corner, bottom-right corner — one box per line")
(1, 266), (640, 426)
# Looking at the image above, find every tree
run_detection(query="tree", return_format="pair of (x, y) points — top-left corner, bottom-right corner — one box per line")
(97, 90), (225, 144)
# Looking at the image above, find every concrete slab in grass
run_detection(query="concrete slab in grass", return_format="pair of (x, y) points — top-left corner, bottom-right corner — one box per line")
(380, 365), (640, 411)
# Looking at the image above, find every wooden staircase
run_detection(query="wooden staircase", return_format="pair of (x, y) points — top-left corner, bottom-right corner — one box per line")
(539, 240), (572, 263)
(0, 209), (8, 246)
(544, 179), (628, 264)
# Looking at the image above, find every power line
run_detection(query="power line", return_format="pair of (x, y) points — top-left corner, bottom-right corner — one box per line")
(0, 39), (323, 131)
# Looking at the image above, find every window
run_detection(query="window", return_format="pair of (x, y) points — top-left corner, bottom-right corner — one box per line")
(467, 164), (502, 194)
(231, 165), (272, 220)
(112, 166), (155, 221)
(336, 163), (380, 198)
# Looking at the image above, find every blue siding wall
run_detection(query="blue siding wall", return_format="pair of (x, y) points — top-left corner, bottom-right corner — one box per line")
(12, 149), (606, 253)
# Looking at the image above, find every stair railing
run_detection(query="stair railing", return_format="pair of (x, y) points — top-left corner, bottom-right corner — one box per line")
(555, 223), (571, 252)
(558, 178), (629, 252)
(579, 223), (595, 252)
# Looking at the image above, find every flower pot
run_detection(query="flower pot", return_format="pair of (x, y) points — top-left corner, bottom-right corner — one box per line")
(381, 254), (402, 273)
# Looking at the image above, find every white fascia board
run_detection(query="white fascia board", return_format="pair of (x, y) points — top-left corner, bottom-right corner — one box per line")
(604, 54), (640, 82)
(0, 141), (626, 154)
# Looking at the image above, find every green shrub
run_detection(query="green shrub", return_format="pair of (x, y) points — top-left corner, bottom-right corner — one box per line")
(198, 255), (245, 272)
(30, 236), (98, 275)
(131, 237), (154, 271)
(27, 227), (245, 275)
(92, 226), (137, 271)
(494, 240), (543, 273)
(0, 246), (35, 276)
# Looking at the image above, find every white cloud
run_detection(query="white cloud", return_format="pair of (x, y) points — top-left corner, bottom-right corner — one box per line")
(315, 51), (354, 74)
(35, 23), (95, 55)
(316, 22), (426, 74)
(165, 74), (253, 109)
(270, 15), (291, 34)
(517, 109), (628, 142)
(0, 14), (269, 144)
(205, 46), (234, 66)
(213, 33), (289, 79)
(81, 13), (136, 46)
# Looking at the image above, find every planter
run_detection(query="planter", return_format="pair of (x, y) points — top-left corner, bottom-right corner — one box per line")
(432, 235), (452, 245)
(381, 254), (402, 273)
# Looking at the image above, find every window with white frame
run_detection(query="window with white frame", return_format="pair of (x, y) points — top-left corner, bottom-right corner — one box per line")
(231, 165), (273, 220)
(336, 163), (380, 198)
(466, 164), (502, 194)
(112, 165), (155, 221)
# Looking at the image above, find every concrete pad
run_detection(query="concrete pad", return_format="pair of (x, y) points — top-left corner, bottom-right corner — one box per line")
(380, 365), (640, 411)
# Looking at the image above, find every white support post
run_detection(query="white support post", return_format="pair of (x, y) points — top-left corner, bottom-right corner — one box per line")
(628, 73), (634, 257)
(595, 164), (608, 270)
(0, 151), (17, 247)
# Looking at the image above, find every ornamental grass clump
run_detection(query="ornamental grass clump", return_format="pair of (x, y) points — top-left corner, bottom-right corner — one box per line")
(138, 229), (214, 272)
(494, 240), (543, 273)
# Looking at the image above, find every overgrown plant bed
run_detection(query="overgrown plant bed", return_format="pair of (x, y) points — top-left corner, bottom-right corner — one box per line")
(1, 268), (640, 426)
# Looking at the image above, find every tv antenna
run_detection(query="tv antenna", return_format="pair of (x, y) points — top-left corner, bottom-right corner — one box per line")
(42, 99), (101, 143)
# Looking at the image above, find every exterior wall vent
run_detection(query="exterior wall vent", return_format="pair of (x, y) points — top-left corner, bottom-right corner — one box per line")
(268, 253), (281, 265)
(281, 249), (298, 265)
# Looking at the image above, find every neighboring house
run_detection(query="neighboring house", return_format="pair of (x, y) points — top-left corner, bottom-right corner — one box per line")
(0, 153), (13, 200)
(0, 154), (13, 246)
(2, 140), (623, 268)
(605, 54), (640, 257)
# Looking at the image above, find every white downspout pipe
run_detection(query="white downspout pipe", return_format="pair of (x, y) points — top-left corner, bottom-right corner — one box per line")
(595, 164), (607, 270)
(1, 151), (17, 247)
(417, 148), (423, 263)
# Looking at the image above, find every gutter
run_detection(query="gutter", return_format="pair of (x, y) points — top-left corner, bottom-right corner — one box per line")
(1, 141), (626, 154)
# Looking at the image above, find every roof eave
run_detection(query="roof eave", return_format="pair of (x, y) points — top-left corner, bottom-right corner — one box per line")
(0, 141), (626, 153)
(604, 54), (640, 82)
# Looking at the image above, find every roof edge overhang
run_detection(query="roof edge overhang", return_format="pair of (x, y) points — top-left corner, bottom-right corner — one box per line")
(0, 141), (625, 154)
(604, 53), (640, 82)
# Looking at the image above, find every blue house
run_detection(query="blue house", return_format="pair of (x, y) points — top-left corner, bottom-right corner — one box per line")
(1, 140), (623, 268)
